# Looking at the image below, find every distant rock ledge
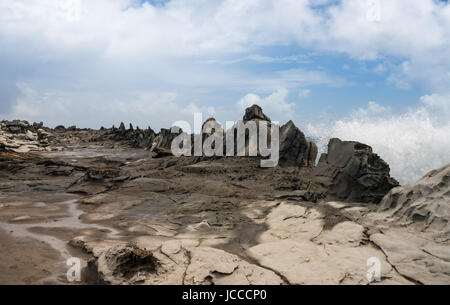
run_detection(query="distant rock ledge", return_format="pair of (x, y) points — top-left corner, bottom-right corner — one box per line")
(1, 104), (399, 203)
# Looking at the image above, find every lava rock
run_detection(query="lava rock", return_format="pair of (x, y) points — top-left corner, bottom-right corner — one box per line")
(279, 120), (318, 168)
(150, 128), (182, 156)
(243, 104), (271, 123)
(312, 138), (399, 203)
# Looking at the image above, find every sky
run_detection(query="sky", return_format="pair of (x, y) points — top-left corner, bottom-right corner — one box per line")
(0, 0), (449, 184)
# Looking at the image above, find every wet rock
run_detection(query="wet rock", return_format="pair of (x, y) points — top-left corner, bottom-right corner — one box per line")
(279, 120), (318, 167)
(312, 138), (399, 203)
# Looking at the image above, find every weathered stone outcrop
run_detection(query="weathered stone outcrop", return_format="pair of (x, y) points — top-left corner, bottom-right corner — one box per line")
(226, 105), (318, 168)
(100, 123), (156, 149)
(150, 128), (182, 158)
(312, 138), (399, 203)
(0, 120), (61, 153)
(379, 163), (450, 232)
(279, 120), (317, 167)
(243, 104), (271, 123)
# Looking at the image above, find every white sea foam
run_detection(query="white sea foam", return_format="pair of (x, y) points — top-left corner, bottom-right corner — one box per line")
(306, 95), (450, 185)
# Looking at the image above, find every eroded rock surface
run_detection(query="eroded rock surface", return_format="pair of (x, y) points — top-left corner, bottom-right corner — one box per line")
(279, 120), (317, 167)
(80, 240), (283, 285)
(312, 138), (399, 203)
(379, 164), (450, 233)
(0, 105), (448, 285)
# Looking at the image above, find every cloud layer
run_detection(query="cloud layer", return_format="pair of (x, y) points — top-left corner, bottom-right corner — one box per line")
(0, 0), (449, 183)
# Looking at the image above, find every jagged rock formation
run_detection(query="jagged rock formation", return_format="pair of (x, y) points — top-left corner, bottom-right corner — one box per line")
(0, 117), (448, 284)
(0, 105), (399, 202)
(379, 163), (450, 232)
(243, 104), (271, 123)
(0, 120), (61, 153)
(279, 120), (318, 167)
(225, 105), (317, 169)
(150, 128), (182, 157)
(312, 138), (399, 203)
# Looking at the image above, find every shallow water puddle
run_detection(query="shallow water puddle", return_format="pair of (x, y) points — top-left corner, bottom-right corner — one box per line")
(0, 199), (121, 260)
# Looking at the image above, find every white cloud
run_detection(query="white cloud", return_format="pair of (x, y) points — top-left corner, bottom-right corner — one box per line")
(354, 101), (390, 117)
(236, 88), (295, 122)
(1, 0), (448, 90)
(0, 0), (449, 172)
(8, 83), (219, 130)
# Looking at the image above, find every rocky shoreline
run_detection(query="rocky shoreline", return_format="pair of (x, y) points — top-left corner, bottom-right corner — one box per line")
(0, 105), (448, 285)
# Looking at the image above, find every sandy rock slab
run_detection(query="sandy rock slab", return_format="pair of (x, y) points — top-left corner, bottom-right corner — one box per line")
(246, 239), (408, 285)
(370, 229), (450, 285)
(185, 247), (283, 285)
(73, 237), (282, 285)
(258, 202), (323, 243)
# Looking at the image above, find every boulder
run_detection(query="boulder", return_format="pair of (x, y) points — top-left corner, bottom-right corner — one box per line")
(54, 125), (65, 131)
(119, 122), (126, 131)
(202, 118), (221, 137)
(37, 129), (57, 145)
(279, 120), (317, 167)
(312, 138), (399, 203)
(150, 128), (182, 156)
(225, 105), (274, 158)
(243, 104), (271, 123)
(88, 243), (160, 285)
(1, 120), (30, 134)
(0, 120), (48, 153)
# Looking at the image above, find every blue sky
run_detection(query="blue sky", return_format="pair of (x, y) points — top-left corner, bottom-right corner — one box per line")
(0, 0), (449, 182)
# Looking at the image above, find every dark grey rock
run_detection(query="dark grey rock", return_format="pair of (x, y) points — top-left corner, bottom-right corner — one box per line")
(312, 138), (399, 203)
(279, 120), (317, 168)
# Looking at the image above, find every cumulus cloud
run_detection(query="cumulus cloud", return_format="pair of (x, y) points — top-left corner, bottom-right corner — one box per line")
(0, 0), (449, 182)
(8, 83), (218, 130)
(1, 0), (448, 89)
(236, 88), (295, 122)
(306, 95), (450, 185)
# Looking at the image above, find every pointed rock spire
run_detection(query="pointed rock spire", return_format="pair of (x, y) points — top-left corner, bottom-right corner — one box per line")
(243, 104), (271, 123)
